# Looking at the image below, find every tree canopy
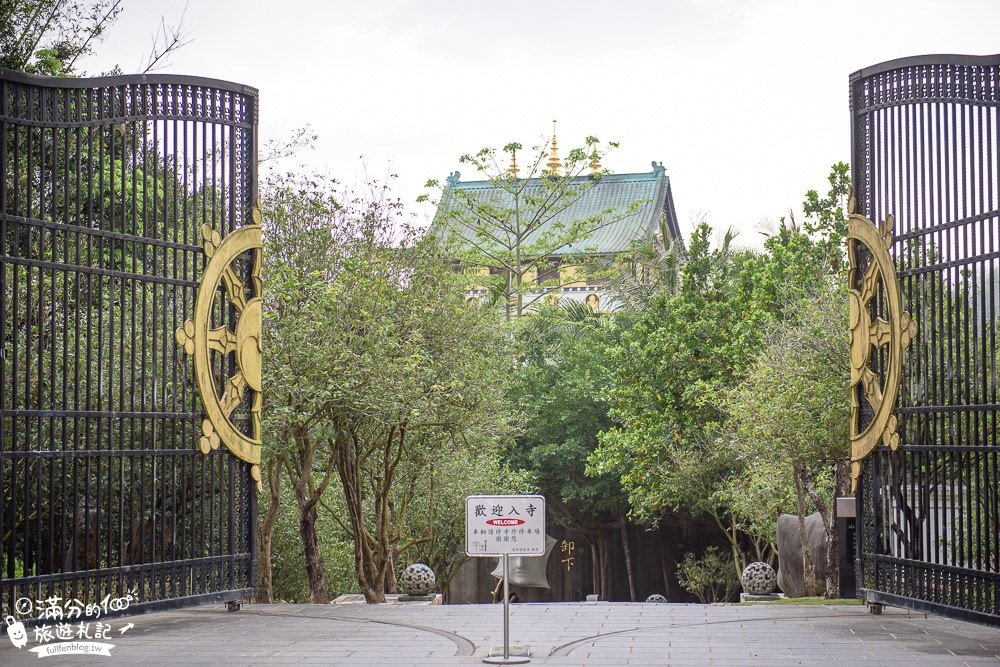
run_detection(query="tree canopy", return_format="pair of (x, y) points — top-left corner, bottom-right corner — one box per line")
(424, 136), (644, 319)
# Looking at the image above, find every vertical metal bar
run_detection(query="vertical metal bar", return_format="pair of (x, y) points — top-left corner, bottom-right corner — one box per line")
(0, 76), (7, 589)
(227, 457), (235, 589)
(23, 109), (34, 580)
(9, 100), (21, 586)
(60, 90), (71, 586)
(503, 554), (510, 659)
(0, 78), (8, 588)
(989, 81), (1000, 600)
(181, 449), (188, 597)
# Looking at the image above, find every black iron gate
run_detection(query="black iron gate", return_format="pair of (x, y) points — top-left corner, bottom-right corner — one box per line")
(850, 54), (1000, 626)
(0, 69), (260, 618)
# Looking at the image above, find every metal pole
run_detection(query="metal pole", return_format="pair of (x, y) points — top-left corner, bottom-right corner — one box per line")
(502, 553), (510, 660)
(484, 553), (527, 664)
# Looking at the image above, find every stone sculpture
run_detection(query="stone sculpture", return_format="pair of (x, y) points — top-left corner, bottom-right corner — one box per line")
(400, 563), (436, 596)
(490, 535), (558, 588)
(776, 512), (827, 597)
(740, 561), (777, 595)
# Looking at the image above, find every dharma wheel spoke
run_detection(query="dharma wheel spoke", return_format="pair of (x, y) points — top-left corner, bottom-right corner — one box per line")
(861, 366), (884, 414)
(860, 259), (880, 303)
(221, 373), (249, 418)
(176, 221), (262, 470)
(207, 326), (238, 355)
(222, 265), (248, 312)
(870, 319), (892, 349)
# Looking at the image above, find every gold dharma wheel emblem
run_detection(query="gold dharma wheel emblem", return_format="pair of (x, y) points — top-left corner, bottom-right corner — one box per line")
(848, 192), (916, 491)
(176, 210), (263, 491)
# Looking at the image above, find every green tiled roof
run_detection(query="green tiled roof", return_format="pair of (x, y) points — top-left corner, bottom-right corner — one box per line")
(432, 163), (681, 256)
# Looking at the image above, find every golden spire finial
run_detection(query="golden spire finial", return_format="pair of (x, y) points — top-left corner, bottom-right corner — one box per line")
(546, 120), (562, 174)
(589, 148), (601, 175)
(509, 147), (519, 178)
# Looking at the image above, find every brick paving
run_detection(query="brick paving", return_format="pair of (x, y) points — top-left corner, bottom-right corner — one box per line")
(1, 601), (998, 666)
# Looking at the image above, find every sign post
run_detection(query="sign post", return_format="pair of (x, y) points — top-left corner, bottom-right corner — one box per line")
(466, 494), (545, 665)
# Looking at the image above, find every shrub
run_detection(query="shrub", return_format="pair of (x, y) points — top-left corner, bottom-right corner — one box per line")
(677, 546), (740, 603)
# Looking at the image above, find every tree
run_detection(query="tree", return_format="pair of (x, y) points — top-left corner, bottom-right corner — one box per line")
(390, 444), (531, 601)
(801, 161), (850, 271)
(1, 0), (122, 75)
(423, 135), (642, 319)
(710, 164), (850, 594)
(597, 214), (686, 312)
(506, 306), (631, 599)
(722, 281), (849, 597)
(0, 0), (188, 76)
(263, 172), (520, 603)
(588, 221), (772, 575)
(261, 171), (344, 602)
(326, 211), (516, 602)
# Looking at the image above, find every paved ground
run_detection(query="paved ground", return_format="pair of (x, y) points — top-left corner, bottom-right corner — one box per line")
(1, 601), (998, 666)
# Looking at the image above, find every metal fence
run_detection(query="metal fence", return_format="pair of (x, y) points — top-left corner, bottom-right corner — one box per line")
(850, 54), (1000, 626)
(0, 68), (259, 618)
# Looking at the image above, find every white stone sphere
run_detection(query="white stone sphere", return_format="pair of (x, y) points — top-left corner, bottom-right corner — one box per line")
(400, 563), (436, 595)
(741, 561), (777, 595)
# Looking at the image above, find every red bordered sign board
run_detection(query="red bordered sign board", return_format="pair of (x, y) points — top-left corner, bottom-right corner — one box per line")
(465, 495), (546, 556)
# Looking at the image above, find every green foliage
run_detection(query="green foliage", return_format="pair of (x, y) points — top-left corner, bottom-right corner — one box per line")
(677, 546), (740, 603)
(399, 446), (532, 599)
(723, 281), (849, 470)
(262, 171), (521, 602)
(426, 136), (642, 319)
(719, 460), (796, 562)
(720, 281), (848, 566)
(596, 214), (685, 311)
(588, 221), (768, 526)
(506, 306), (625, 535)
(801, 161), (850, 250)
(586, 163), (852, 585)
(0, 1), (124, 75)
(266, 478), (356, 603)
(1, 555), (25, 578)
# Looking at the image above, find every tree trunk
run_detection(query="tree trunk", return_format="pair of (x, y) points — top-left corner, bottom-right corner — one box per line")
(299, 503), (329, 603)
(334, 424), (402, 604)
(709, 510), (746, 580)
(386, 549), (398, 594)
(657, 525), (675, 599)
(283, 430), (337, 605)
(590, 537), (601, 597)
(618, 515), (637, 601)
(597, 530), (613, 600)
(256, 455), (283, 603)
(793, 460), (820, 597)
(817, 460), (850, 598)
(824, 502), (839, 599)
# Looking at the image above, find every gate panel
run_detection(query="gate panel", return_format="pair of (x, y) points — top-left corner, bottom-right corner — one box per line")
(0, 69), (259, 616)
(850, 54), (1000, 625)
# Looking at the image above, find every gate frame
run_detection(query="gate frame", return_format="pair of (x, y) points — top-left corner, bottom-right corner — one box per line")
(0, 67), (260, 621)
(849, 53), (1000, 627)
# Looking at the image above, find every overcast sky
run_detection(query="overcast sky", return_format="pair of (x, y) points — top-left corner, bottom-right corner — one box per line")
(79, 0), (1000, 247)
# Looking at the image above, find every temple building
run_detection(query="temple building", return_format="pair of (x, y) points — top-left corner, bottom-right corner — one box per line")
(431, 131), (683, 314)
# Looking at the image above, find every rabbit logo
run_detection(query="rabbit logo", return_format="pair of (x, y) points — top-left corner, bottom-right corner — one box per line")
(5, 616), (27, 649)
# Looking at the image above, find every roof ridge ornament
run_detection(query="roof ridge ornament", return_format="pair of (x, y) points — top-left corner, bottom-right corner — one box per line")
(546, 120), (562, 174)
(589, 147), (601, 175)
(508, 147), (519, 178)
(652, 161), (665, 176)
